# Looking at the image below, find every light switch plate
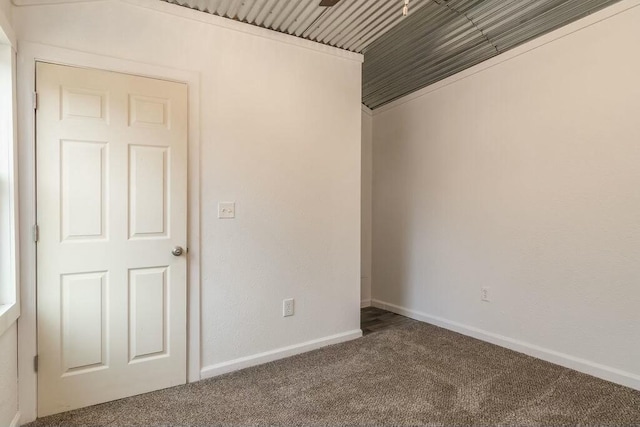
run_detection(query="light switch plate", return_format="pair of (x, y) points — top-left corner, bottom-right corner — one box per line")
(218, 202), (235, 219)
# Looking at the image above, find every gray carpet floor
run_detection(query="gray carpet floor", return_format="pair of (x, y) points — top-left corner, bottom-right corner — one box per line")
(28, 314), (640, 426)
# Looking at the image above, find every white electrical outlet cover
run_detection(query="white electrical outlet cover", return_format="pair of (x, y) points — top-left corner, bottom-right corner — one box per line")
(283, 298), (294, 317)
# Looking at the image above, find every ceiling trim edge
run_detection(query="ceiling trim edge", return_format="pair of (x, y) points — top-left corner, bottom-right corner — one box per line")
(11, 0), (363, 62)
(128, 0), (363, 63)
(11, 0), (102, 5)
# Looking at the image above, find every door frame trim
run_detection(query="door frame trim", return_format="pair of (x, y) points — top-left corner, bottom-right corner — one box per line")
(17, 41), (202, 424)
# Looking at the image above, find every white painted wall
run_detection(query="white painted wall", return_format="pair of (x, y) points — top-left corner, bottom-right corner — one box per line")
(14, 0), (361, 388)
(361, 107), (372, 307)
(372, 1), (640, 390)
(0, 0), (9, 26)
(0, 324), (18, 427)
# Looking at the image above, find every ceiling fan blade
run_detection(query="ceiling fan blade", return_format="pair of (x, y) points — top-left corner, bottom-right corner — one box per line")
(319, 0), (341, 6)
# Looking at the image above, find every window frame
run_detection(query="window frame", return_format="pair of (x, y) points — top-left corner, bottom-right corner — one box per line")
(0, 19), (19, 336)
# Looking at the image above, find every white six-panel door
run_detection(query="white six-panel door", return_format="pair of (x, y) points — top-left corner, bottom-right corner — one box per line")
(36, 63), (188, 416)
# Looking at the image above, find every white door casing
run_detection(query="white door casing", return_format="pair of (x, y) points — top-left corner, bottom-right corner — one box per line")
(36, 62), (188, 416)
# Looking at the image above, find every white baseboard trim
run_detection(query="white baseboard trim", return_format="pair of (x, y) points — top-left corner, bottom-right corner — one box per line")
(10, 411), (21, 427)
(200, 329), (363, 380)
(372, 299), (640, 391)
(360, 299), (371, 308)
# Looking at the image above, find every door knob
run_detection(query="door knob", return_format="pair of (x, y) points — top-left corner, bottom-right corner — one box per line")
(172, 246), (184, 256)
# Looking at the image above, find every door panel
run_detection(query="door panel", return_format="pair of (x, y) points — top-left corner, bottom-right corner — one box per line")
(128, 266), (168, 361)
(129, 144), (168, 238)
(36, 63), (188, 416)
(61, 140), (107, 240)
(61, 271), (107, 373)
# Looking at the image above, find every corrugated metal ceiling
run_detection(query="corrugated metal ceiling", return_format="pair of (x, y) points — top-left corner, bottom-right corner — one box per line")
(162, 0), (622, 109)
(162, 0), (430, 53)
(363, 0), (622, 109)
